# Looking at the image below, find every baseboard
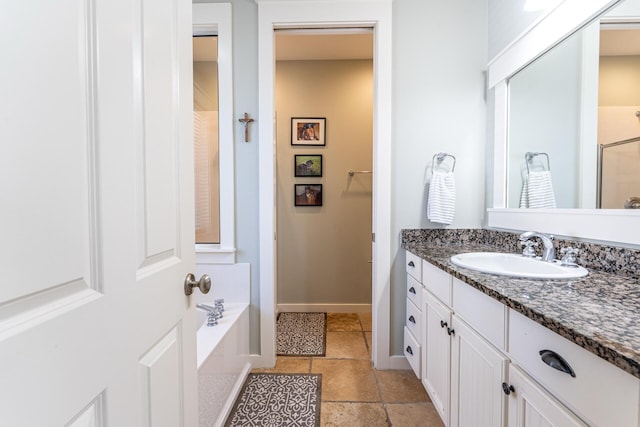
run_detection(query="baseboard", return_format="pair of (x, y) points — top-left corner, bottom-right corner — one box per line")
(277, 303), (372, 313)
(388, 354), (411, 370)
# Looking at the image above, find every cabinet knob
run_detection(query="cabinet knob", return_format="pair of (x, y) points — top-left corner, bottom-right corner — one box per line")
(406, 346), (413, 356)
(501, 382), (515, 395)
(408, 260), (415, 267)
(409, 315), (416, 324)
(409, 287), (416, 295)
(440, 320), (448, 329)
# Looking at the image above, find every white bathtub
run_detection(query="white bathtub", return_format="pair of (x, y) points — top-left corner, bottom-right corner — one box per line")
(197, 302), (251, 427)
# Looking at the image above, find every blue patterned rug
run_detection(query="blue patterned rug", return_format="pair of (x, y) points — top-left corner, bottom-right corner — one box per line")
(276, 312), (326, 356)
(225, 373), (322, 427)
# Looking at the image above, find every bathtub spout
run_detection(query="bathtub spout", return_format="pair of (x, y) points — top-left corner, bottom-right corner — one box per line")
(196, 303), (216, 313)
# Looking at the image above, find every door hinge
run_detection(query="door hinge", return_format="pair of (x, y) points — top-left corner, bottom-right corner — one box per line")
(372, 232), (375, 243)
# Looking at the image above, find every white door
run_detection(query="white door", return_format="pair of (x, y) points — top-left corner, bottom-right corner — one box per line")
(507, 366), (587, 427)
(422, 290), (452, 426)
(0, 0), (198, 425)
(450, 318), (508, 427)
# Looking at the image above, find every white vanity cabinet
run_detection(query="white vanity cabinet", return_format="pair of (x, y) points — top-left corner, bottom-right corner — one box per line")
(406, 251), (640, 427)
(422, 289), (453, 425)
(451, 317), (509, 427)
(507, 309), (640, 427)
(420, 258), (508, 427)
(506, 365), (587, 427)
(404, 251), (423, 377)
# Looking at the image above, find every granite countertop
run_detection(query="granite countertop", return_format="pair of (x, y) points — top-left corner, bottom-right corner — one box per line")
(402, 239), (640, 380)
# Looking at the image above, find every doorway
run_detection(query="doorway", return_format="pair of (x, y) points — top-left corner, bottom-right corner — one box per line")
(274, 29), (374, 315)
(256, 1), (393, 369)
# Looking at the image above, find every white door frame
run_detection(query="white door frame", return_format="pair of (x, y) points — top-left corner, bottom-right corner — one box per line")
(256, 0), (392, 369)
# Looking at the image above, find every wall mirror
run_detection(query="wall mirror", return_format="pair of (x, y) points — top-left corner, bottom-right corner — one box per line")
(193, 4), (236, 263)
(507, 0), (640, 210)
(488, 0), (640, 246)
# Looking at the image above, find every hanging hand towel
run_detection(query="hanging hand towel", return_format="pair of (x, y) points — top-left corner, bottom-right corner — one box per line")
(519, 170), (556, 208)
(427, 171), (456, 224)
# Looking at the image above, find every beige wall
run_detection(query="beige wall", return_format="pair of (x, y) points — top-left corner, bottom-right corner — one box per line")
(276, 60), (373, 306)
(599, 56), (640, 106)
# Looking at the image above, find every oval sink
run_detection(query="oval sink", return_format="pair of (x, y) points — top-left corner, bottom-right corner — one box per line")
(450, 252), (588, 280)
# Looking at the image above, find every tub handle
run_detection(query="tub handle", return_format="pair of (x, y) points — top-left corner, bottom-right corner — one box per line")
(184, 273), (211, 296)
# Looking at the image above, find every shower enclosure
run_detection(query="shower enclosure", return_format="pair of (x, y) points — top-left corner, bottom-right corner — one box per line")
(597, 135), (640, 208)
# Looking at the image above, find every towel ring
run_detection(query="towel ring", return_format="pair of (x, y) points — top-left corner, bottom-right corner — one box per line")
(432, 152), (456, 174)
(525, 152), (550, 174)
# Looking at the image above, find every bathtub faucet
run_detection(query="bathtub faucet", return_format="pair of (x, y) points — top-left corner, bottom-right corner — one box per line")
(196, 303), (216, 313)
(196, 304), (223, 326)
(519, 231), (555, 262)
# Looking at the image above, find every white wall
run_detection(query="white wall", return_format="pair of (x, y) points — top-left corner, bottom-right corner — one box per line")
(194, 0), (262, 353)
(390, 0), (488, 353)
(195, 0), (489, 357)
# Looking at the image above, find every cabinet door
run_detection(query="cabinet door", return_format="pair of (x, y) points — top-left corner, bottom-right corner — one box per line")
(422, 290), (453, 426)
(451, 317), (508, 427)
(506, 366), (587, 427)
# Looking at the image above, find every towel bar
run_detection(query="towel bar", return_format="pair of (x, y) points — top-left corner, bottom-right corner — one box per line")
(348, 169), (373, 176)
(432, 152), (456, 173)
(525, 152), (550, 174)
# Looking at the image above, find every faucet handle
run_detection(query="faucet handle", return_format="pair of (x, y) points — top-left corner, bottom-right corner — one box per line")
(520, 240), (538, 258)
(560, 247), (580, 267)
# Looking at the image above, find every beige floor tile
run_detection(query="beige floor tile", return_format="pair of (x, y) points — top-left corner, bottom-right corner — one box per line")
(375, 369), (430, 403)
(386, 403), (444, 427)
(324, 331), (369, 360)
(327, 313), (362, 332)
(358, 312), (373, 332)
(312, 359), (381, 402)
(320, 402), (388, 427)
(251, 357), (311, 374)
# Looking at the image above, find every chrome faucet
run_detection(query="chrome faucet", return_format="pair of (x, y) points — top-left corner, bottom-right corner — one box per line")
(519, 231), (556, 262)
(196, 303), (216, 313)
(196, 303), (223, 326)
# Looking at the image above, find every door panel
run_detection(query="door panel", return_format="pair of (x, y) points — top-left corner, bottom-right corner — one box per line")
(0, 0), (197, 425)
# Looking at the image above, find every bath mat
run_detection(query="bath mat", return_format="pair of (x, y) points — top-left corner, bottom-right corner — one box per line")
(276, 312), (327, 356)
(225, 373), (322, 427)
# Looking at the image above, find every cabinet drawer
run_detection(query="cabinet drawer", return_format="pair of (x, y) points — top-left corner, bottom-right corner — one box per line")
(422, 260), (452, 306)
(407, 274), (422, 308)
(404, 326), (421, 378)
(509, 309), (640, 427)
(406, 298), (421, 341)
(452, 278), (506, 350)
(406, 251), (422, 281)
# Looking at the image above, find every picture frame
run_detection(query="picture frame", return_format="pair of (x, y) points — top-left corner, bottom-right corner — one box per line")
(291, 117), (326, 146)
(294, 184), (323, 207)
(294, 155), (323, 177)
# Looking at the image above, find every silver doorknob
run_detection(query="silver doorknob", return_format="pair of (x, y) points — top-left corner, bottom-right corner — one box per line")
(184, 273), (211, 296)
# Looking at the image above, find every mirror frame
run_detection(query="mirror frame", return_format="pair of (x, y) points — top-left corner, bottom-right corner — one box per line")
(487, 0), (640, 246)
(193, 4), (237, 263)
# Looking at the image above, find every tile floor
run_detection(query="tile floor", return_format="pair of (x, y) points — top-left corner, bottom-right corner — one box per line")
(252, 313), (445, 427)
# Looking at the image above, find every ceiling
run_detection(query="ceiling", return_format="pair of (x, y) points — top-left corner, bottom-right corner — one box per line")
(193, 36), (217, 62)
(193, 30), (373, 63)
(600, 28), (640, 56)
(275, 30), (373, 60)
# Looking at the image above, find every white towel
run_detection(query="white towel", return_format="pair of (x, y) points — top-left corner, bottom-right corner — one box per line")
(519, 170), (556, 208)
(427, 171), (456, 224)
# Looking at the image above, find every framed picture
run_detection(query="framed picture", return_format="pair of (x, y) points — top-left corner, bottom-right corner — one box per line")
(294, 155), (323, 177)
(291, 117), (326, 146)
(294, 184), (323, 207)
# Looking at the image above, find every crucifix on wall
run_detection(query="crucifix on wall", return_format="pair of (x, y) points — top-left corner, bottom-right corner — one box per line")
(238, 112), (254, 142)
